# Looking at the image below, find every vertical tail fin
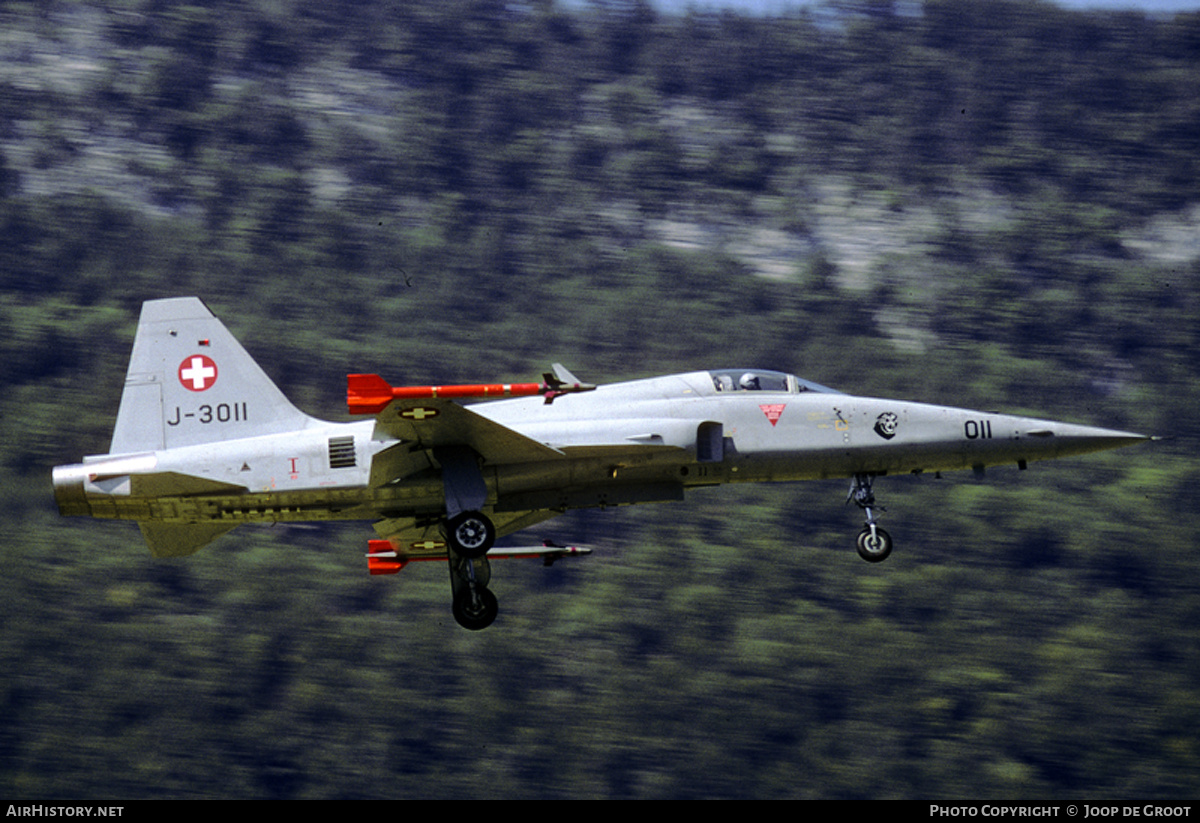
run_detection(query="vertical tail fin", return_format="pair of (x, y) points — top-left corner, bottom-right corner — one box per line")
(110, 297), (314, 454)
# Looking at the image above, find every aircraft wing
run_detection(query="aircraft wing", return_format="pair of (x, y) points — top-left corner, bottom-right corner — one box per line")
(367, 396), (565, 466)
(372, 509), (564, 557)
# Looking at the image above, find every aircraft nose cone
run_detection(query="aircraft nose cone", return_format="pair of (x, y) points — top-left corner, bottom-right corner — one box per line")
(1024, 421), (1151, 459)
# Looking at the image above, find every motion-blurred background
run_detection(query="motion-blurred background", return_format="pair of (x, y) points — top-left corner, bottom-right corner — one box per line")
(2, 0), (1198, 799)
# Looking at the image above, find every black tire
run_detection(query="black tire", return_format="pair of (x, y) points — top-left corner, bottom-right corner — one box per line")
(446, 511), (495, 559)
(452, 587), (498, 631)
(856, 526), (893, 563)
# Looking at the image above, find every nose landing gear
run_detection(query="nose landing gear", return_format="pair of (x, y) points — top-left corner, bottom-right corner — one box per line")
(849, 474), (893, 563)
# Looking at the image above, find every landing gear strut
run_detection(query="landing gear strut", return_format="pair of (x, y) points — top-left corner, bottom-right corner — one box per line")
(447, 546), (498, 631)
(442, 511), (498, 630)
(435, 446), (501, 628)
(849, 473), (892, 563)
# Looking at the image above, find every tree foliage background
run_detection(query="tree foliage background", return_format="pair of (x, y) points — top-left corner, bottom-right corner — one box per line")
(2, 0), (1199, 799)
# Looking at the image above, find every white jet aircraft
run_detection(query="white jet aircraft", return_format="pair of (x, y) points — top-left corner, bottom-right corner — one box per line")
(54, 298), (1149, 629)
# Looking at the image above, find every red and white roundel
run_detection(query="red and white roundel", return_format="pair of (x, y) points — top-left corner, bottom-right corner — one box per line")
(179, 354), (218, 391)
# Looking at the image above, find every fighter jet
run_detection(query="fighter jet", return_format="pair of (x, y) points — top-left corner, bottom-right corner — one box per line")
(53, 297), (1149, 629)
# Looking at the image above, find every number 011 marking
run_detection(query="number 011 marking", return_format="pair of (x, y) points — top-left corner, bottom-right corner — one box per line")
(964, 419), (993, 439)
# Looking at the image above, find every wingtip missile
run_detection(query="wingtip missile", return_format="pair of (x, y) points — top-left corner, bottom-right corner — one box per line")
(348, 372), (595, 414)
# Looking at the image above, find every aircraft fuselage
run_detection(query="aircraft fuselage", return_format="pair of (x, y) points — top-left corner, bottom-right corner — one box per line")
(54, 370), (1145, 530)
(51, 298), (1151, 628)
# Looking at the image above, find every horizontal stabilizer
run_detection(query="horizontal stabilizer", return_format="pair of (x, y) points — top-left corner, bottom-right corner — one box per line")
(139, 522), (238, 557)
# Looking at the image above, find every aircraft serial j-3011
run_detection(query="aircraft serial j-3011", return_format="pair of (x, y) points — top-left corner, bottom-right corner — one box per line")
(54, 298), (1150, 630)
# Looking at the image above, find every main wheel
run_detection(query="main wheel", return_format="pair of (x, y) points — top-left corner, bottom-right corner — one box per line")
(856, 526), (893, 563)
(452, 587), (499, 631)
(446, 511), (495, 559)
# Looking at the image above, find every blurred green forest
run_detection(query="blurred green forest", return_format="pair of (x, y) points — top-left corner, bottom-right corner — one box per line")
(2, 0), (1199, 799)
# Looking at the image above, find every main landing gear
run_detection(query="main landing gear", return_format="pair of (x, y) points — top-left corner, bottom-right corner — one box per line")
(446, 510), (496, 559)
(848, 473), (893, 563)
(445, 510), (499, 630)
(435, 446), (500, 629)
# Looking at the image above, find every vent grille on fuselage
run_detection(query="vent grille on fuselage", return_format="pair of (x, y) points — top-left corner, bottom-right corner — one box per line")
(328, 436), (356, 469)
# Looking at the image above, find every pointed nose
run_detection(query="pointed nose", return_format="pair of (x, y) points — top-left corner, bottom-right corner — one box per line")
(1022, 421), (1150, 459)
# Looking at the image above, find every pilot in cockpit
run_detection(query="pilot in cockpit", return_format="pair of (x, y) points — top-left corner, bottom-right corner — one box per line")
(712, 370), (783, 392)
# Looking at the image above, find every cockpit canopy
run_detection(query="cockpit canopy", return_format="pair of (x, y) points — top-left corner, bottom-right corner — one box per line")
(709, 369), (840, 394)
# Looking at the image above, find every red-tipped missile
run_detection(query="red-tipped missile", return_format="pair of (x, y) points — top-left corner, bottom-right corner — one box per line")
(348, 368), (595, 415)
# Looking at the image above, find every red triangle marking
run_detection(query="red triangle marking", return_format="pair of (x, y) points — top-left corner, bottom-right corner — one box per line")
(760, 404), (786, 426)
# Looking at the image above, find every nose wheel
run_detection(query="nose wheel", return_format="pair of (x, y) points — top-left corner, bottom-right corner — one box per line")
(856, 523), (893, 562)
(849, 474), (893, 562)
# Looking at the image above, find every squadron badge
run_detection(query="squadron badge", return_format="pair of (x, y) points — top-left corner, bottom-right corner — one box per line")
(874, 412), (899, 440)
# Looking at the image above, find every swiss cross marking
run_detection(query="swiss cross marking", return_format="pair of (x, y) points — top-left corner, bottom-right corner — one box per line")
(759, 404), (786, 426)
(179, 355), (218, 391)
(400, 406), (439, 421)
